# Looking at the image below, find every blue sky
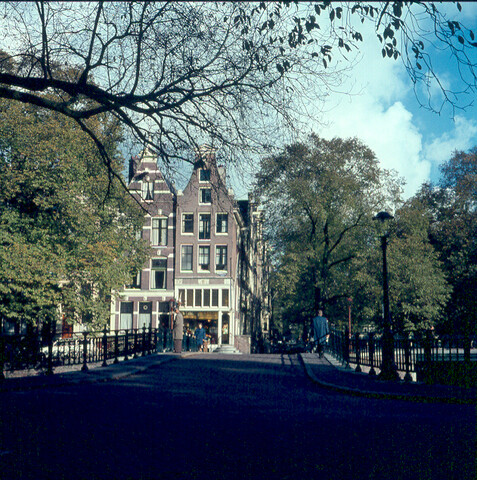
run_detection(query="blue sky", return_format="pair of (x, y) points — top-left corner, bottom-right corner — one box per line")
(309, 2), (477, 199)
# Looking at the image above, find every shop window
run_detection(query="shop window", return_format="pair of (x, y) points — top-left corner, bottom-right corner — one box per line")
(195, 290), (202, 307)
(212, 289), (219, 307)
(203, 289), (210, 307)
(222, 289), (229, 307)
(187, 289), (194, 307)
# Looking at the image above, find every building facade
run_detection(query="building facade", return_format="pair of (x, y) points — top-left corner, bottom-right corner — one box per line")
(110, 145), (269, 352)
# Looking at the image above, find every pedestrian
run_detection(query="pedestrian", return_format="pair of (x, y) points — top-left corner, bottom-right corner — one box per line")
(173, 304), (184, 354)
(194, 323), (206, 352)
(312, 309), (329, 357)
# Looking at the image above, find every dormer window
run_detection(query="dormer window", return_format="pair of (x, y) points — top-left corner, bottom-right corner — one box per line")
(200, 169), (211, 182)
(142, 180), (154, 201)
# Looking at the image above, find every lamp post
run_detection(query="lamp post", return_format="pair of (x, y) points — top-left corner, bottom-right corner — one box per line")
(347, 297), (352, 338)
(373, 211), (399, 381)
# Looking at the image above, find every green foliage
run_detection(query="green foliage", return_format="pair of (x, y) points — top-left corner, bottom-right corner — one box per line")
(416, 148), (477, 334)
(256, 134), (402, 331)
(0, 98), (149, 328)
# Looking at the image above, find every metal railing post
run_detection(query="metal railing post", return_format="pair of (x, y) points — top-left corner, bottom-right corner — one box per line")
(403, 333), (412, 382)
(81, 332), (89, 372)
(102, 326), (108, 367)
(343, 326), (351, 368)
(368, 332), (376, 376)
(124, 329), (129, 361)
(354, 332), (362, 373)
(114, 330), (119, 364)
(133, 329), (138, 358)
(142, 326), (146, 357)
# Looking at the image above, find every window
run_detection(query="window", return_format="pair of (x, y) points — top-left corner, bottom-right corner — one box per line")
(200, 169), (211, 182)
(222, 289), (229, 307)
(200, 188), (211, 204)
(212, 289), (219, 307)
(151, 259), (167, 289)
(182, 213), (194, 234)
(199, 214), (211, 239)
(181, 245), (193, 271)
(198, 246), (210, 271)
(126, 270), (141, 289)
(216, 213), (228, 234)
(120, 302), (133, 330)
(187, 289), (194, 307)
(203, 289), (210, 307)
(138, 302), (152, 329)
(216, 246), (227, 271)
(195, 290), (202, 307)
(152, 217), (168, 246)
(141, 181), (154, 201)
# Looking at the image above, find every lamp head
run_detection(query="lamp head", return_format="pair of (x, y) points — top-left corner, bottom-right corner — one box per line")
(373, 211), (394, 223)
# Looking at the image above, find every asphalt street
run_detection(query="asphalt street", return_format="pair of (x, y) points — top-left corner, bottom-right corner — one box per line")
(0, 354), (475, 480)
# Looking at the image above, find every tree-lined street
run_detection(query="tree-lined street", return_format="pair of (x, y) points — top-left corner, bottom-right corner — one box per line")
(1, 355), (474, 479)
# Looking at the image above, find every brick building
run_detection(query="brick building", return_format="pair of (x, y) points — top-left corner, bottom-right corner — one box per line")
(110, 145), (270, 352)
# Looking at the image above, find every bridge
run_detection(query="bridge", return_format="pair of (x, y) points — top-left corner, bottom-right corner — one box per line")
(1, 352), (475, 479)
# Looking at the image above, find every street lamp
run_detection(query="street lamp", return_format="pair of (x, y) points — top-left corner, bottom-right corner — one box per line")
(373, 211), (399, 381)
(347, 297), (352, 338)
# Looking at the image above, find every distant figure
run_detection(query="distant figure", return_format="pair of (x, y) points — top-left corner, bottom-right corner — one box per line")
(194, 323), (206, 352)
(313, 309), (329, 357)
(173, 305), (184, 353)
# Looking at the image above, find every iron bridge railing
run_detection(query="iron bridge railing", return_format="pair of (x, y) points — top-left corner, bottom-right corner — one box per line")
(0, 326), (200, 379)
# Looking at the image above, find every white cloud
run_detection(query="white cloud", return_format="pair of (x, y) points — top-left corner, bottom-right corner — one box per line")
(312, 35), (430, 199)
(423, 115), (477, 166)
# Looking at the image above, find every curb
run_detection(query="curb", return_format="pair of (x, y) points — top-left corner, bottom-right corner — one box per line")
(298, 353), (476, 405)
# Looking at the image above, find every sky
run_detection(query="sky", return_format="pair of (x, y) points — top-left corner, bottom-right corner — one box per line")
(307, 2), (477, 199)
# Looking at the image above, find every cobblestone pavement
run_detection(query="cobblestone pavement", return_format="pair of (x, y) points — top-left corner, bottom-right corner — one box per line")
(1, 353), (474, 479)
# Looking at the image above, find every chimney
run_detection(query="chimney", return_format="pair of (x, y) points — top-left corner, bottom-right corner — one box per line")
(128, 156), (138, 183)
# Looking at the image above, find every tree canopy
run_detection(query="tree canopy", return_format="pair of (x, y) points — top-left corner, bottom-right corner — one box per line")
(256, 134), (402, 330)
(0, 97), (149, 329)
(0, 1), (475, 175)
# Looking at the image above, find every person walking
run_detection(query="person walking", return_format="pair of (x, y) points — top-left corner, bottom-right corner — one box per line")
(173, 305), (184, 354)
(194, 323), (206, 352)
(312, 309), (329, 357)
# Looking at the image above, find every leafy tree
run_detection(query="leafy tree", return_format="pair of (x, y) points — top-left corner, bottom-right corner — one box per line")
(353, 198), (451, 332)
(0, 2), (475, 175)
(256, 134), (402, 333)
(416, 149), (477, 335)
(0, 97), (149, 329)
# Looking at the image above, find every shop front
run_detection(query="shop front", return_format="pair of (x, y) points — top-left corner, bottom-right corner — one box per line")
(182, 310), (232, 349)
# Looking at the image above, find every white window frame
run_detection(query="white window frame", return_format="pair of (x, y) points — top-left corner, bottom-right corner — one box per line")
(151, 258), (167, 289)
(199, 213), (211, 240)
(181, 245), (193, 272)
(182, 213), (194, 234)
(152, 217), (168, 246)
(199, 188), (212, 204)
(198, 245), (210, 271)
(216, 213), (228, 234)
(215, 245), (228, 272)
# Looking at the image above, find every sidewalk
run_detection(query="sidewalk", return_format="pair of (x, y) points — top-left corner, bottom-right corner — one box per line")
(300, 352), (476, 404)
(0, 353), (187, 393)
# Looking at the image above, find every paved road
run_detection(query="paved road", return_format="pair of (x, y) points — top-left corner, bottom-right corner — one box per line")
(1, 354), (474, 479)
